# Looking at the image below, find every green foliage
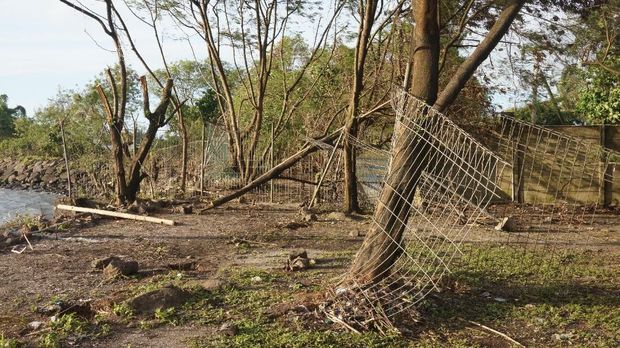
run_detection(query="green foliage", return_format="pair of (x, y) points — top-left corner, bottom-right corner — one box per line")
(196, 89), (219, 125)
(0, 334), (20, 348)
(576, 58), (620, 124)
(0, 94), (26, 138)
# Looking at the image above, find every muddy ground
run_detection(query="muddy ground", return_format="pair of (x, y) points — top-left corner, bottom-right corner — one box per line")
(0, 203), (619, 347)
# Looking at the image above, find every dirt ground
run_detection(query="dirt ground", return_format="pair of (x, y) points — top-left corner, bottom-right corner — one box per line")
(0, 202), (619, 347)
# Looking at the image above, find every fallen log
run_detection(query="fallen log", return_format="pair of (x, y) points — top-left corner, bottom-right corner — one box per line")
(55, 205), (175, 226)
(201, 129), (342, 212)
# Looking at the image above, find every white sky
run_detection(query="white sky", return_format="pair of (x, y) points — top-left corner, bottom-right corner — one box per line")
(0, 0), (209, 115)
(0, 0), (519, 116)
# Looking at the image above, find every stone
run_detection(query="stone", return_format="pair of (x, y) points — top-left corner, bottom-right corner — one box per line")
(126, 286), (190, 315)
(301, 213), (317, 222)
(128, 201), (148, 215)
(200, 279), (223, 291)
(28, 321), (43, 330)
(494, 216), (517, 232)
(103, 258), (139, 279)
(218, 322), (238, 336)
(178, 205), (193, 214)
(289, 249), (308, 260)
(283, 221), (308, 230)
(91, 256), (122, 270)
(285, 249), (314, 271)
(325, 211), (347, 221)
(348, 229), (361, 237)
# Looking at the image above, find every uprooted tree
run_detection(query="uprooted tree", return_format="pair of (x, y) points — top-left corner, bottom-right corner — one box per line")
(60, 0), (177, 205)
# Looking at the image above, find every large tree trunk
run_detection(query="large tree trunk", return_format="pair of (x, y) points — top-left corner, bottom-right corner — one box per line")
(343, 0), (378, 214)
(348, 0), (439, 283)
(349, 0), (525, 284)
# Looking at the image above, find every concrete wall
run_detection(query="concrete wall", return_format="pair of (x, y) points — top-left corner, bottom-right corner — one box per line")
(505, 125), (619, 206)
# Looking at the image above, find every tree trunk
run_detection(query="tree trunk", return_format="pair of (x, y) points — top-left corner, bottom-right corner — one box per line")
(178, 108), (188, 193)
(349, 0), (525, 284)
(343, 0), (378, 214)
(348, 0), (439, 283)
(202, 130), (341, 211)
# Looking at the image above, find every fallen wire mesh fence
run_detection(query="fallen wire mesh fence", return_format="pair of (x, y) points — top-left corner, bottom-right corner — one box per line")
(324, 90), (619, 332)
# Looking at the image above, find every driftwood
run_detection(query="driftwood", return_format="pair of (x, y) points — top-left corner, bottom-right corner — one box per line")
(200, 130), (341, 212)
(55, 205), (175, 226)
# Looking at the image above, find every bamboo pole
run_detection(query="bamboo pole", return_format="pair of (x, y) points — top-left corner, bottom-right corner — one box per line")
(56, 204), (176, 226)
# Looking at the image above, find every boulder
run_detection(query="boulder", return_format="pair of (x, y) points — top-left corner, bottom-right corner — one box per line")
(103, 258), (139, 279)
(126, 286), (190, 315)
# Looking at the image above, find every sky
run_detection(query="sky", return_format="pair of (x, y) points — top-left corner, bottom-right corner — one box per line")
(0, 0), (519, 117)
(0, 0), (206, 116)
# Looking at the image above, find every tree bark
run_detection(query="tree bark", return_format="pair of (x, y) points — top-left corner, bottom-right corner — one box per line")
(434, 0), (525, 112)
(343, 0), (379, 214)
(348, 0), (439, 283)
(348, 0), (525, 284)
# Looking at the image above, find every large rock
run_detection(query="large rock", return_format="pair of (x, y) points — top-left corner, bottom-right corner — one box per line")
(103, 258), (139, 279)
(126, 286), (190, 315)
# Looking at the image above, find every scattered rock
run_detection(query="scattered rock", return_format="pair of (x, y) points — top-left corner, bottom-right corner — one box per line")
(289, 249), (308, 260)
(27, 321), (43, 330)
(250, 276), (263, 283)
(283, 221), (308, 230)
(179, 205), (193, 214)
(301, 213), (317, 222)
(128, 201), (148, 215)
(552, 333), (574, 341)
(495, 216), (517, 232)
(167, 260), (196, 271)
(103, 258), (139, 279)
(325, 211), (348, 221)
(219, 322), (238, 336)
(494, 297), (507, 302)
(481, 291), (491, 298)
(348, 229), (361, 237)
(126, 286), (190, 315)
(285, 249), (315, 271)
(91, 256), (122, 270)
(200, 278), (223, 291)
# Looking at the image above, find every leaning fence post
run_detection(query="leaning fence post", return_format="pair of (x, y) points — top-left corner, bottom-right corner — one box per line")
(600, 124), (613, 207)
(511, 129), (525, 204)
(309, 130), (344, 208)
(270, 125), (274, 203)
(200, 125), (206, 197)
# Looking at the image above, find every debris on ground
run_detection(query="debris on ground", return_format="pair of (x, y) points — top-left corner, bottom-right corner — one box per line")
(495, 216), (517, 232)
(102, 258), (139, 279)
(27, 321), (43, 331)
(177, 205), (193, 214)
(282, 221), (309, 230)
(91, 256), (122, 269)
(301, 212), (317, 222)
(285, 249), (315, 271)
(126, 285), (190, 315)
(325, 211), (348, 221)
(218, 322), (238, 336)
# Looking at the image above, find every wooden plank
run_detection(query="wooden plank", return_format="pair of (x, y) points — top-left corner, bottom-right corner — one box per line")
(56, 205), (175, 226)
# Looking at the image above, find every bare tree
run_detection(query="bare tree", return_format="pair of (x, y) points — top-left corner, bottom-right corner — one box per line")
(161, 0), (344, 184)
(60, 0), (177, 204)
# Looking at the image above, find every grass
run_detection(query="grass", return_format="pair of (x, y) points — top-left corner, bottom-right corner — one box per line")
(13, 245), (617, 347)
